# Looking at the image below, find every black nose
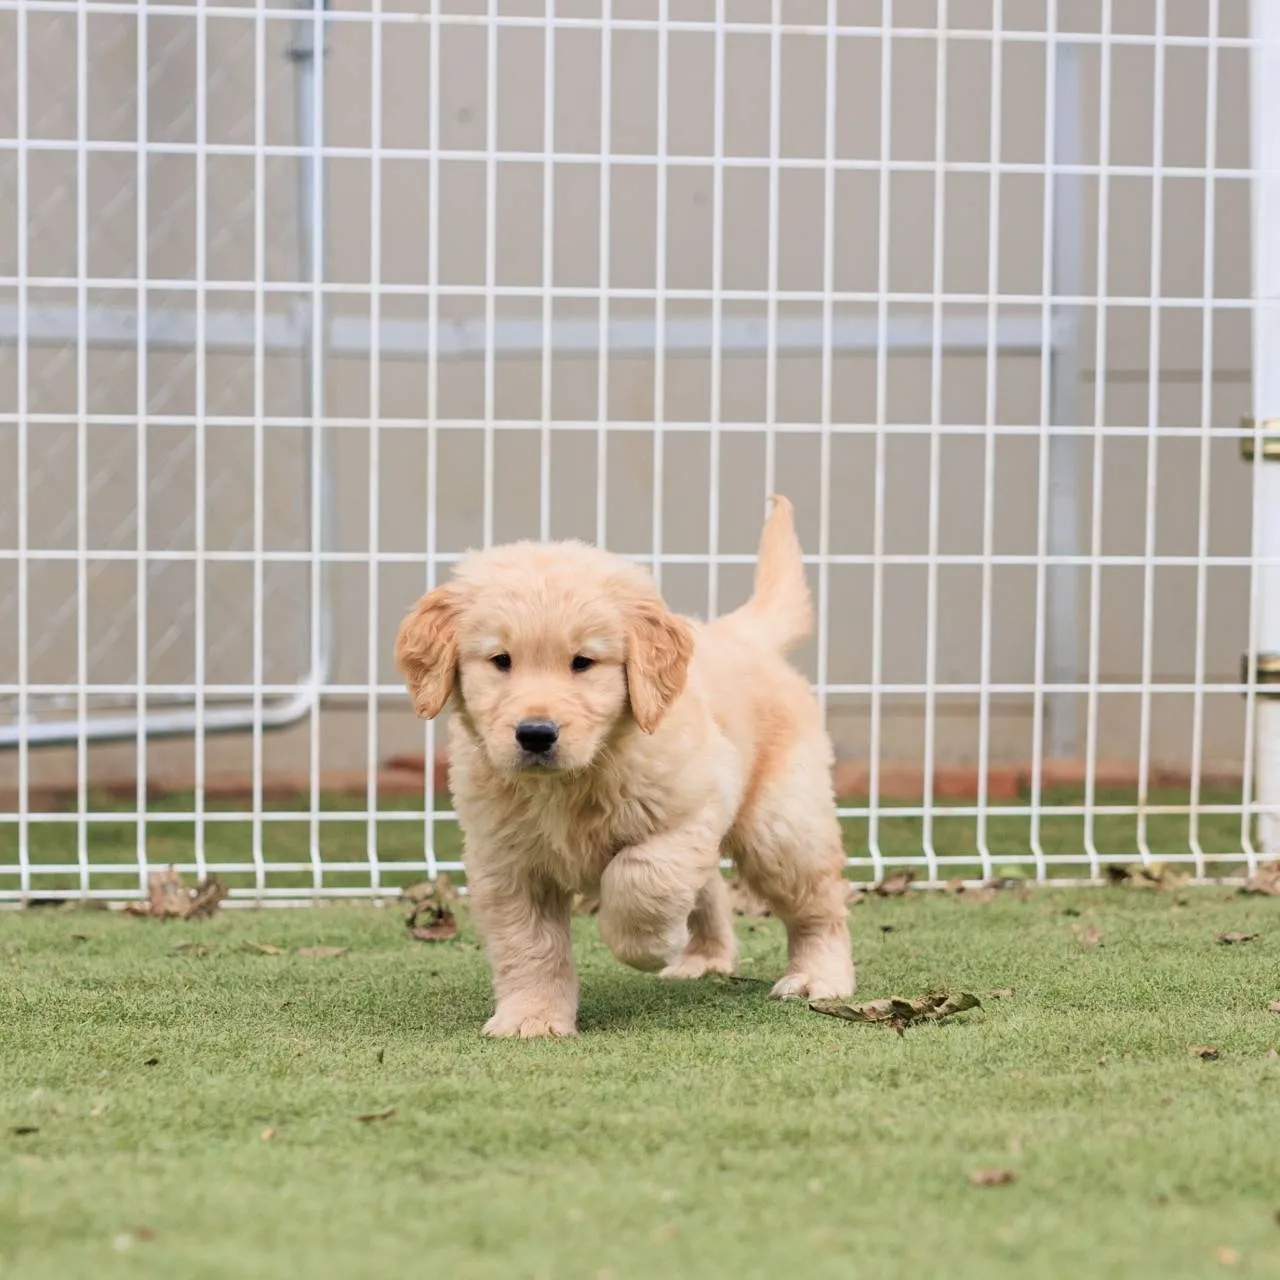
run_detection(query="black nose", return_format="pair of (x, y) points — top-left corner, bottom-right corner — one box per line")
(515, 719), (559, 755)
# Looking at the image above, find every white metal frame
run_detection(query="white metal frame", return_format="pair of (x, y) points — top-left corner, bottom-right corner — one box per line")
(0, 1), (1276, 901)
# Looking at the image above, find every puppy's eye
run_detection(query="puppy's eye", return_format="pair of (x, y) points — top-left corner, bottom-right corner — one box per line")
(570, 655), (595, 673)
(491, 653), (512, 672)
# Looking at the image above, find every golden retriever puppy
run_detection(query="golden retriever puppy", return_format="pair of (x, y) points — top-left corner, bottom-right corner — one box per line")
(395, 495), (854, 1038)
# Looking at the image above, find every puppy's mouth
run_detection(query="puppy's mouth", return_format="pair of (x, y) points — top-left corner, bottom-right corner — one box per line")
(515, 749), (562, 771)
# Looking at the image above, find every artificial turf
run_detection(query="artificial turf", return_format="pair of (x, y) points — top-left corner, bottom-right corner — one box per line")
(3, 885), (1279, 1279)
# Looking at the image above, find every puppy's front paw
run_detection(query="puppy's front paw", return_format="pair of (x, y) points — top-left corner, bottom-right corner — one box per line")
(482, 1009), (578, 1039)
(769, 970), (855, 1002)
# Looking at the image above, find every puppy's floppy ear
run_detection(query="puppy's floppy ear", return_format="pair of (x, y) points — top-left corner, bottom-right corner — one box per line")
(395, 586), (459, 720)
(626, 595), (695, 734)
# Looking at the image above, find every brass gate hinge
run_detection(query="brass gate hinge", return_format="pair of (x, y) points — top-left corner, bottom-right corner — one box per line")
(1240, 417), (1280, 462)
(1241, 652), (1280, 697)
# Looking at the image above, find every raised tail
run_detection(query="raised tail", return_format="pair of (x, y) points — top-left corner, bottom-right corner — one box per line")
(721, 494), (813, 653)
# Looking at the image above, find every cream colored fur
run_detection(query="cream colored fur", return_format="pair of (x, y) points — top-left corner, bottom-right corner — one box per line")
(395, 496), (854, 1038)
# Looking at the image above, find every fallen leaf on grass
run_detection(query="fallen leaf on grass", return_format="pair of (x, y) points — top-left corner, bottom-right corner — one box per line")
(874, 871), (915, 897)
(985, 988), (1016, 1000)
(400, 873), (459, 907)
(11, 1125), (39, 1136)
(240, 942), (284, 955)
(260, 1127), (276, 1142)
(1269, 1001), (1280, 1015)
(1242, 862), (1280, 897)
(1105, 862), (1189, 893)
(1188, 1045), (1221, 1061)
(124, 867), (227, 921)
(969, 1168), (1015, 1187)
(1267, 1049), (1279, 1061)
(354, 1107), (396, 1123)
(727, 875), (771, 917)
(89, 1103), (106, 1118)
(406, 900), (458, 943)
(1073, 924), (1104, 949)
(810, 991), (981, 1035)
(170, 940), (212, 957)
(1217, 932), (1259, 946)
(944, 878), (999, 904)
(143, 1057), (159, 1067)
(297, 946), (347, 959)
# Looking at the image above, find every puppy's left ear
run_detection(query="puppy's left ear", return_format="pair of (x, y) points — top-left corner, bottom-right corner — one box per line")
(626, 596), (695, 734)
(395, 585), (459, 720)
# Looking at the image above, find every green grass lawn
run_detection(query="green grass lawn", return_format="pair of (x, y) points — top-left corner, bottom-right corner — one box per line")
(3, 888), (1279, 1279)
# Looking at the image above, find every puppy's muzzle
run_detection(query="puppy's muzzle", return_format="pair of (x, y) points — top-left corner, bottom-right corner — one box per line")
(514, 718), (559, 757)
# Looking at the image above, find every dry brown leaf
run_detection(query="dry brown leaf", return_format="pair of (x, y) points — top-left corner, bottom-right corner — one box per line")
(260, 1126), (277, 1142)
(810, 991), (980, 1034)
(400, 873), (459, 907)
(297, 946), (347, 959)
(1217, 932), (1259, 946)
(985, 988), (1016, 1000)
(240, 942), (284, 956)
(170, 940), (212, 957)
(1242, 862), (1280, 897)
(1073, 924), (1104, 949)
(126, 867), (227, 921)
(1268, 1001), (1280, 1015)
(408, 903), (458, 943)
(874, 870), (915, 898)
(727, 875), (771, 917)
(354, 1106), (396, 1123)
(1188, 1045), (1221, 1061)
(969, 1169), (1015, 1187)
(1267, 1049), (1279, 1061)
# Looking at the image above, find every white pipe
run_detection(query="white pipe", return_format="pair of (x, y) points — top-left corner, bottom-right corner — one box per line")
(1251, 1), (1280, 857)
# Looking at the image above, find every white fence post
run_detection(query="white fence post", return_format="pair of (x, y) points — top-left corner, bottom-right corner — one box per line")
(1251, 1), (1280, 857)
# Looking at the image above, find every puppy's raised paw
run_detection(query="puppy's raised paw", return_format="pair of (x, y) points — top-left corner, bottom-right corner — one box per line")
(659, 953), (736, 981)
(482, 1010), (578, 1039)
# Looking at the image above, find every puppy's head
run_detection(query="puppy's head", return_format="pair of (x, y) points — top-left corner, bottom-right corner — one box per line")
(394, 543), (694, 775)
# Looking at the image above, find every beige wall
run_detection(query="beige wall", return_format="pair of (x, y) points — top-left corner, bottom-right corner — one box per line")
(0, 1), (1259, 790)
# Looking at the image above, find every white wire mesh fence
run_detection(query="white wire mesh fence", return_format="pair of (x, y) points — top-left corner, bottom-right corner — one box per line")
(0, 0), (1276, 900)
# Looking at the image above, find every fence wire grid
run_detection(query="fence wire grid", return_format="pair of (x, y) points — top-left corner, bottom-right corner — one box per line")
(1, 0), (1279, 901)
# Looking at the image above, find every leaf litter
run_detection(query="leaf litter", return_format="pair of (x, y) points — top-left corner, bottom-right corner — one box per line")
(969, 1169), (1015, 1188)
(123, 867), (227, 921)
(297, 946), (348, 959)
(1217, 932), (1259, 946)
(354, 1106), (396, 1123)
(810, 991), (981, 1036)
(402, 876), (460, 942)
(1242, 862), (1280, 897)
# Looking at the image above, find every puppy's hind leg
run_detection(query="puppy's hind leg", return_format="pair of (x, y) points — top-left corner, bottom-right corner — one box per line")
(659, 871), (737, 980)
(731, 743), (854, 1002)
